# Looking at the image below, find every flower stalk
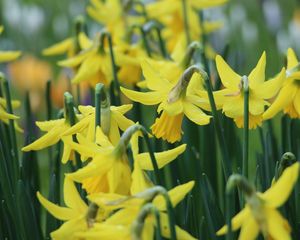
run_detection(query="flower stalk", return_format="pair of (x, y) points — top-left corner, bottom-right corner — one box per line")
(242, 75), (249, 178)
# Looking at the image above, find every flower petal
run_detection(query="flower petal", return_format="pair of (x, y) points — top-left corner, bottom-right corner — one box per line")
(153, 181), (195, 211)
(51, 218), (86, 240)
(183, 101), (211, 125)
(287, 48), (298, 69)
(37, 192), (77, 220)
(238, 215), (259, 240)
(64, 177), (87, 213)
(262, 162), (299, 208)
(248, 51), (266, 86)
(263, 84), (297, 120)
(215, 55), (241, 89)
(0, 51), (21, 63)
(266, 208), (291, 240)
(293, 89), (300, 116)
(137, 144), (186, 170)
(42, 38), (73, 56)
(216, 206), (250, 235)
(121, 87), (163, 105)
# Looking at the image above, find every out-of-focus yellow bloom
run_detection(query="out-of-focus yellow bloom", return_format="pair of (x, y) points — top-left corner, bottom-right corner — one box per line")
(217, 162), (299, 240)
(264, 48), (300, 119)
(86, 181), (196, 240)
(214, 52), (285, 128)
(63, 104), (134, 146)
(8, 55), (52, 112)
(146, 0), (226, 52)
(42, 31), (90, 58)
(121, 59), (211, 143)
(37, 177), (88, 240)
(58, 34), (139, 87)
(0, 26), (21, 63)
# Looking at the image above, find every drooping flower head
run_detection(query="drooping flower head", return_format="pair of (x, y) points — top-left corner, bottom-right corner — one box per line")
(217, 162), (299, 239)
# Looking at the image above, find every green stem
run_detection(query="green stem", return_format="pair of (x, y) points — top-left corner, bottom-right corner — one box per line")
(118, 124), (161, 185)
(162, 192), (177, 240)
(131, 25), (152, 57)
(181, 0), (191, 45)
(200, 68), (231, 180)
(225, 191), (233, 240)
(100, 31), (121, 106)
(95, 83), (104, 127)
(1, 76), (19, 180)
(242, 76), (249, 178)
(64, 92), (82, 169)
(46, 80), (53, 165)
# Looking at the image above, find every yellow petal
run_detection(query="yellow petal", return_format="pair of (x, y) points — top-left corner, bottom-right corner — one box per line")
(215, 55), (241, 89)
(61, 138), (72, 164)
(22, 125), (66, 151)
(137, 144), (186, 170)
(216, 206), (250, 235)
(153, 181), (195, 211)
(36, 119), (65, 131)
(51, 218), (87, 240)
(64, 177), (87, 213)
(141, 59), (172, 91)
(37, 192), (77, 220)
(72, 54), (102, 84)
(0, 51), (21, 63)
(58, 50), (91, 67)
(183, 101), (211, 125)
(293, 90), (300, 116)
(160, 213), (197, 240)
(287, 48), (298, 69)
(111, 110), (134, 131)
(158, 99), (183, 116)
(131, 161), (153, 194)
(78, 32), (93, 50)
(266, 208), (291, 240)
(191, 0), (227, 9)
(248, 51), (266, 86)
(263, 84), (297, 120)
(121, 87), (164, 105)
(111, 104), (133, 114)
(238, 215), (259, 240)
(67, 154), (113, 182)
(42, 38), (73, 56)
(249, 97), (265, 115)
(255, 67), (285, 99)
(95, 126), (113, 148)
(262, 162), (299, 208)
(63, 136), (99, 158)
(222, 95), (244, 118)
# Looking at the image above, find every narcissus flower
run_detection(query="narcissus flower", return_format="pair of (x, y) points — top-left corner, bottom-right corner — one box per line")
(37, 177), (89, 240)
(86, 181), (196, 240)
(66, 125), (186, 194)
(0, 97), (22, 131)
(217, 162), (299, 240)
(121, 59), (211, 143)
(214, 52), (285, 128)
(63, 104), (134, 146)
(58, 33), (139, 87)
(264, 48), (300, 119)
(0, 26), (21, 63)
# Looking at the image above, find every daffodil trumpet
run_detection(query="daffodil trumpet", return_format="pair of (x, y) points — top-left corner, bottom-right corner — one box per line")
(131, 203), (162, 240)
(99, 31), (121, 105)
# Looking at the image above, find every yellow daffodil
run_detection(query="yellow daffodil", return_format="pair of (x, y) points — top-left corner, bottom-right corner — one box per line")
(0, 26), (21, 63)
(0, 97), (22, 132)
(22, 116), (82, 163)
(42, 28), (90, 58)
(63, 104), (134, 146)
(146, 0), (226, 52)
(121, 59), (211, 143)
(66, 125), (186, 194)
(217, 162), (299, 240)
(37, 177), (88, 240)
(86, 181), (196, 240)
(214, 52), (285, 128)
(58, 34), (139, 87)
(264, 48), (300, 119)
